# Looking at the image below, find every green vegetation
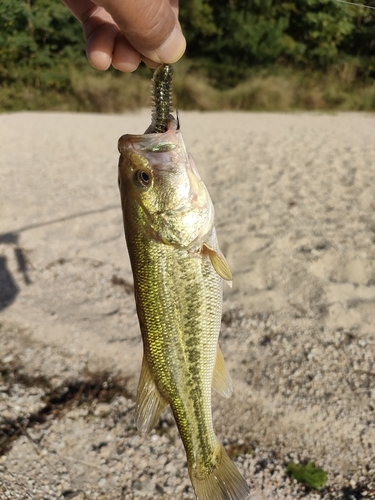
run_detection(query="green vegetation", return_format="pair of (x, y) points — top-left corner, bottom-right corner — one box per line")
(1, 0), (375, 112)
(287, 461), (328, 489)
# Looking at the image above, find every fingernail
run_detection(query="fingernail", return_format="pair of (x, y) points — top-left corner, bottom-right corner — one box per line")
(87, 49), (112, 71)
(154, 27), (186, 64)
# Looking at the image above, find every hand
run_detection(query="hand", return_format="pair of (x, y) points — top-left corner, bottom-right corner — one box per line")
(62, 0), (186, 72)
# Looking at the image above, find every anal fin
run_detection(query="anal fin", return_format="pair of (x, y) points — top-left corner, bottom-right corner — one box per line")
(212, 346), (233, 398)
(135, 357), (167, 434)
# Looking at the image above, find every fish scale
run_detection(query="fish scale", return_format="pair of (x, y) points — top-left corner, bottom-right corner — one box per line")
(132, 234), (221, 466)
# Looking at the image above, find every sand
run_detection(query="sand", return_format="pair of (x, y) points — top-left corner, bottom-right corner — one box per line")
(0, 110), (375, 499)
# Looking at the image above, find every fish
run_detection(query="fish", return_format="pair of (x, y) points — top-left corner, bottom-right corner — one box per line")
(117, 65), (249, 500)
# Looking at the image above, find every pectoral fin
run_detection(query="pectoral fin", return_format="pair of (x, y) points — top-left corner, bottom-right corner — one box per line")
(203, 243), (233, 287)
(135, 357), (167, 434)
(212, 346), (233, 398)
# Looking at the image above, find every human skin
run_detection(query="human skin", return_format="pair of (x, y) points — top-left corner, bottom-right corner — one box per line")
(62, 0), (186, 72)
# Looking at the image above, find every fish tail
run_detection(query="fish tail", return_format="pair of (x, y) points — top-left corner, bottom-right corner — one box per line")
(190, 445), (249, 500)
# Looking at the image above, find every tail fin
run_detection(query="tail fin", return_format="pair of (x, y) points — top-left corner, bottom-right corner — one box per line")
(189, 445), (249, 500)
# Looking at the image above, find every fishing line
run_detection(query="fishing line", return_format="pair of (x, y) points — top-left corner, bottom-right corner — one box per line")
(333, 0), (375, 9)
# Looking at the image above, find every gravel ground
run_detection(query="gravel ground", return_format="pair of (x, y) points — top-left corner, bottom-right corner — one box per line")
(0, 111), (375, 499)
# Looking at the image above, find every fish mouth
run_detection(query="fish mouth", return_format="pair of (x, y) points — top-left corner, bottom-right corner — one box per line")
(118, 115), (180, 156)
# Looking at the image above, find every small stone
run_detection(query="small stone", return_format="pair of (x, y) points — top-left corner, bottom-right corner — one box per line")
(99, 445), (111, 458)
(94, 403), (111, 417)
(165, 461), (177, 473)
(97, 478), (106, 488)
(62, 490), (87, 499)
(132, 479), (155, 496)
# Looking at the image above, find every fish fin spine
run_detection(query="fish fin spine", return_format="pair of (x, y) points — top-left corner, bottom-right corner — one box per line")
(135, 356), (167, 434)
(190, 444), (249, 500)
(212, 346), (233, 398)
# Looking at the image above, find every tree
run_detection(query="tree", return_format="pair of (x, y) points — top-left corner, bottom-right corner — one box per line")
(179, 0), (375, 85)
(0, 0), (84, 87)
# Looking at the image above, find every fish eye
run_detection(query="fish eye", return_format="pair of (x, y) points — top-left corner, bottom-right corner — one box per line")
(133, 170), (151, 188)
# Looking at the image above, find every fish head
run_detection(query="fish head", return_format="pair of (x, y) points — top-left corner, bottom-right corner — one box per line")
(118, 118), (190, 214)
(118, 117), (214, 249)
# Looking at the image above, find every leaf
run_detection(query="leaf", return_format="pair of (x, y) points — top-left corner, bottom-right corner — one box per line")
(287, 461), (328, 489)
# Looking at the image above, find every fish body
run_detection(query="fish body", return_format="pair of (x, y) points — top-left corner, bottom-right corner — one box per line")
(118, 116), (249, 500)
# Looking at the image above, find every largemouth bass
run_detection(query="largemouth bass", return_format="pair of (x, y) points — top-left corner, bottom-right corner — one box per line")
(118, 67), (249, 500)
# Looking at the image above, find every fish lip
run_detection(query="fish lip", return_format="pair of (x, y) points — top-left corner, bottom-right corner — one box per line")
(118, 129), (180, 154)
(118, 115), (180, 154)
(118, 124), (188, 179)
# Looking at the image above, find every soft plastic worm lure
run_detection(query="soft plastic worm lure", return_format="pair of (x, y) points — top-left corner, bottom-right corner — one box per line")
(148, 64), (174, 134)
